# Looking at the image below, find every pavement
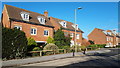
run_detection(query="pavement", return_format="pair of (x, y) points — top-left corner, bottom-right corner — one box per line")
(3, 48), (117, 68)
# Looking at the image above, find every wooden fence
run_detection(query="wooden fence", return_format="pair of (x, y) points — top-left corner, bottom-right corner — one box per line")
(29, 47), (99, 57)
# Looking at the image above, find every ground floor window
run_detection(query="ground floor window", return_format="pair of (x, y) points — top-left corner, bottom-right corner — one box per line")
(44, 30), (49, 36)
(14, 25), (22, 30)
(76, 34), (79, 39)
(31, 28), (37, 35)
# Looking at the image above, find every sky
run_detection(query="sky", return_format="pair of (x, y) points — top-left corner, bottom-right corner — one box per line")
(1, 2), (118, 39)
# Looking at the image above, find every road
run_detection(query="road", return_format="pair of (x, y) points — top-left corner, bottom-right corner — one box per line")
(8, 48), (120, 68)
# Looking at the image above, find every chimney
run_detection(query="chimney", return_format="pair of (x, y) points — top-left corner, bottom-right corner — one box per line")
(113, 30), (116, 35)
(44, 10), (48, 17)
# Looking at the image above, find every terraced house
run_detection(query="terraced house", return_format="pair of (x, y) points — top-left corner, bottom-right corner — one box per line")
(49, 17), (83, 46)
(88, 28), (120, 47)
(1, 4), (83, 46)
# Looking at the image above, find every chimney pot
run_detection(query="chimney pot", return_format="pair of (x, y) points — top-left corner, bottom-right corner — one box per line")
(44, 10), (48, 17)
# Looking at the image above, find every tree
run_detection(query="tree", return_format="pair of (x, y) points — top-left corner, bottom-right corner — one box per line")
(88, 40), (94, 44)
(27, 37), (37, 52)
(47, 36), (54, 44)
(54, 28), (66, 48)
(64, 35), (71, 46)
(2, 27), (27, 60)
(54, 28), (71, 48)
(27, 37), (37, 46)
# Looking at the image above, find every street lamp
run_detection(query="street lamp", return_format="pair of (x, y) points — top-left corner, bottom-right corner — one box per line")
(74, 7), (82, 54)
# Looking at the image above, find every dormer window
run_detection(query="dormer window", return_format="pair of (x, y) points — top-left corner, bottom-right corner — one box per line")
(107, 32), (111, 35)
(20, 12), (30, 21)
(72, 24), (78, 30)
(37, 16), (45, 24)
(60, 21), (67, 27)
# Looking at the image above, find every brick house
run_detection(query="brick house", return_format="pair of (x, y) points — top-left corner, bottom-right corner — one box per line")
(1, 4), (84, 46)
(2, 4), (54, 45)
(88, 28), (120, 47)
(49, 17), (83, 46)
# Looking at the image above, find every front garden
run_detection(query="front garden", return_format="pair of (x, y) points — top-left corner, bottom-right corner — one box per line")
(2, 27), (107, 61)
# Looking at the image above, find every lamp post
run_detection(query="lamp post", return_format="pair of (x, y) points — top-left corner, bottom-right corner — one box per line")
(74, 7), (82, 54)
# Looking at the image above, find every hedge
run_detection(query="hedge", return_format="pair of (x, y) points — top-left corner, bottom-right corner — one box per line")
(88, 44), (106, 48)
(2, 27), (28, 60)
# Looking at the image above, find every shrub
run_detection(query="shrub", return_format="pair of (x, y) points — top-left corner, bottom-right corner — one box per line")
(43, 43), (59, 54)
(47, 36), (55, 44)
(2, 27), (27, 60)
(32, 47), (41, 56)
(116, 45), (120, 48)
(97, 44), (106, 48)
(27, 37), (37, 53)
(32, 47), (41, 51)
(27, 37), (37, 46)
(71, 45), (81, 52)
(88, 44), (106, 48)
(88, 44), (98, 47)
(60, 46), (71, 53)
(88, 40), (94, 44)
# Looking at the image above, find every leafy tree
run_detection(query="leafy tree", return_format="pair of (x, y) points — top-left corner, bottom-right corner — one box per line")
(54, 28), (71, 48)
(2, 27), (27, 60)
(54, 28), (66, 48)
(88, 40), (94, 44)
(64, 35), (71, 46)
(27, 37), (37, 53)
(47, 36), (55, 44)
(27, 37), (37, 46)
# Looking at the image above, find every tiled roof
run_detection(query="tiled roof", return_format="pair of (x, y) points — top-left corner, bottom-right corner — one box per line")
(5, 4), (53, 27)
(50, 17), (83, 33)
(96, 28), (118, 37)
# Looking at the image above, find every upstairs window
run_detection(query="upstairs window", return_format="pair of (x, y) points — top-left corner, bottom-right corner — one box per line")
(107, 32), (111, 35)
(70, 33), (74, 37)
(20, 12), (30, 21)
(14, 25), (22, 30)
(44, 30), (49, 36)
(76, 34), (79, 39)
(60, 21), (67, 27)
(72, 24), (78, 30)
(31, 28), (37, 35)
(38, 16), (45, 24)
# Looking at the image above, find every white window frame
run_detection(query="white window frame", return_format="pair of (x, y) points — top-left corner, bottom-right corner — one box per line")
(70, 40), (74, 47)
(37, 16), (45, 24)
(76, 34), (79, 39)
(72, 24), (78, 30)
(60, 21), (67, 28)
(107, 37), (109, 41)
(14, 25), (22, 30)
(70, 33), (74, 37)
(20, 12), (30, 21)
(44, 30), (49, 36)
(31, 28), (37, 35)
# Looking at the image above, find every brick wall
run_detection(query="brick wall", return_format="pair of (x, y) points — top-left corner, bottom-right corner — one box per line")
(10, 21), (54, 42)
(88, 28), (107, 44)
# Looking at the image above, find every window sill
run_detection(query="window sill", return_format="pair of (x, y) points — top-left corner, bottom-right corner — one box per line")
(31, 34), (37, 35)
(44, 35), (49, 37)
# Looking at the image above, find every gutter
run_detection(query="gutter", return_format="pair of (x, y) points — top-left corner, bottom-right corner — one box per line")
(9, 18), (54, 28)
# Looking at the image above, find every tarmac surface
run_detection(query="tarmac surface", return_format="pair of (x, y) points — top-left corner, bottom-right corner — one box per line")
(3, 48), (120, 68)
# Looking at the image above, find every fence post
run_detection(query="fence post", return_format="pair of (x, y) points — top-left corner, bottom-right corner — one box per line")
(86, 48), (87, 51)
(64, 49), (66, 53)
(40, 51), (42, 56)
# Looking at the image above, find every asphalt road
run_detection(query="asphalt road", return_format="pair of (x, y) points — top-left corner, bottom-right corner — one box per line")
(7, 48), (120, 68)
